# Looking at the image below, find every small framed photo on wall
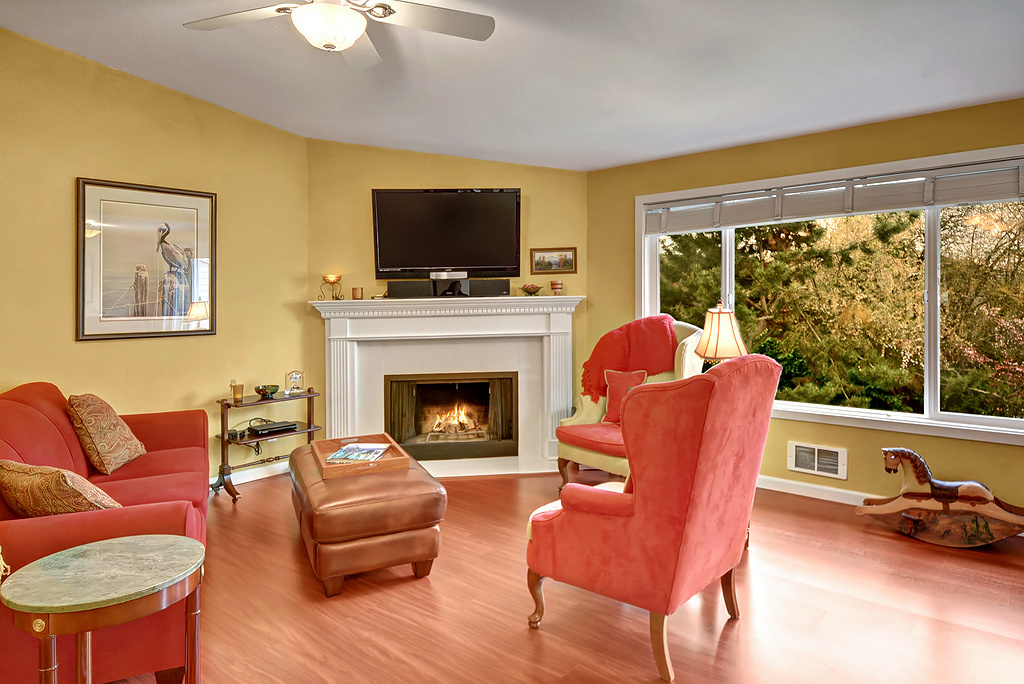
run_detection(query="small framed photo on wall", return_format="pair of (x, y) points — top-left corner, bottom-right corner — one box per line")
(530, 247), (576, 275)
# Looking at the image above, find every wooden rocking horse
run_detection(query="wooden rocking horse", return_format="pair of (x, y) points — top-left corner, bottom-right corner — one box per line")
(855, 447), (1024, 547)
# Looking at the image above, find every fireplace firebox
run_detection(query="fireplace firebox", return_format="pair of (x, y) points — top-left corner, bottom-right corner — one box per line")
(384, 372), (517, 460)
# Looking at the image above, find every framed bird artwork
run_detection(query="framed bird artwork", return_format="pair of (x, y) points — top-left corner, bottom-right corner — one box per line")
(76, 178), (216, 340)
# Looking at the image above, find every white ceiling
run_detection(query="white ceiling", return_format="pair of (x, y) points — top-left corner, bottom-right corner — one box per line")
(2, 0), (1023, 172)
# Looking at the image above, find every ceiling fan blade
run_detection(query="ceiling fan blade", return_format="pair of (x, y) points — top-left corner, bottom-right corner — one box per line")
(184, 3), (304, 31)
(369, 1), (495, 41)
(342, 32), (382, 70)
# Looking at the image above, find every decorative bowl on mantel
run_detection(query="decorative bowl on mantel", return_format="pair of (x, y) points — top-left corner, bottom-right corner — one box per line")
(254, 384), (279, 399)
(520, 284), (543, 296)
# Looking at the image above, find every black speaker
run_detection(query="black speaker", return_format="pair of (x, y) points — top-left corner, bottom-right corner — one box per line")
(386, 280), (433, 299)
(469, 279), (510, 297)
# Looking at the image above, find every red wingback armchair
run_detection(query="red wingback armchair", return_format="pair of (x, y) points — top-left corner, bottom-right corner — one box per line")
(0, 382), (209, 684)
(526, 355), (781, 682)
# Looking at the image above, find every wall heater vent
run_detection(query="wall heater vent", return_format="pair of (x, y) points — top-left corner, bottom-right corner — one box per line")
(787, 441), (848, 480)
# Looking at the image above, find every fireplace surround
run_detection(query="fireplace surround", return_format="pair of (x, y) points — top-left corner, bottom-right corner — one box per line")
(312, 296), (584, 476)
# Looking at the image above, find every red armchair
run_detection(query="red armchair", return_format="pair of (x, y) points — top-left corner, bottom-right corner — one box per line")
(0, 382), (209, 683)
(527, 355), (781, 682)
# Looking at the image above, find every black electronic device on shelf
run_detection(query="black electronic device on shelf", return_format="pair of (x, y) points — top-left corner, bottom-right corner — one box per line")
(385, 277), (511, 299)
(247, 421), (298, 437)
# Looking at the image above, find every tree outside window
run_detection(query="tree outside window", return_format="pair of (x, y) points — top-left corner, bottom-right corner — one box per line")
(660, 202), (1024, 420)
(940, 202), (1024, 419)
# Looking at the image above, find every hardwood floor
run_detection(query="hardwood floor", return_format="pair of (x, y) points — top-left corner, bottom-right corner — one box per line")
(122, 469), (1024, 683)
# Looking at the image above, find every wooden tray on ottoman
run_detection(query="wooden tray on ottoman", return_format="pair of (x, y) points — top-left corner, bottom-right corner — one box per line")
(311, 432), (411, 479)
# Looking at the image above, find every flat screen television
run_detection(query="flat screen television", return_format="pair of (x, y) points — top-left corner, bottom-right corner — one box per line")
(373, 188), (521, 279)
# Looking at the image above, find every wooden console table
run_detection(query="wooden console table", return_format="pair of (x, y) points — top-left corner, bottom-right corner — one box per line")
(212, 388), (321, 502)
(0, 535), (205, 684)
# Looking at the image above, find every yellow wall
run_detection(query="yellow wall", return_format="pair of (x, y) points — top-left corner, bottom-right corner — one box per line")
(0, 30), (312, 474)
(586, 99), (1024, 500)
(303, 140), (589, 403)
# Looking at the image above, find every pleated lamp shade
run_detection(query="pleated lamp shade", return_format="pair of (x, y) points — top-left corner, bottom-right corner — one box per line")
(184, 300), (210, 322)
(693, 300), (748, 361)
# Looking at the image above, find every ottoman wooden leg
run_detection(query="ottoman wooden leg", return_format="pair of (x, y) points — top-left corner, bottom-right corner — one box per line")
(154, 667), (186, 684)
(323, 576), (345, 597)
(412, 559), (433, 578)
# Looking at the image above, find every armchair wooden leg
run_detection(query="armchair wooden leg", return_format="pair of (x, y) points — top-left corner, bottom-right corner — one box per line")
(649, 612), (674, 682)
(527, 568), (545, 628)
(720, 566), (740, 619)
(556, 458), (570, 492)
(412, 559), (433, 578)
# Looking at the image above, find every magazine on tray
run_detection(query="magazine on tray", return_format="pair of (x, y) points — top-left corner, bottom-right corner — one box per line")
(325, 443), (391, 462)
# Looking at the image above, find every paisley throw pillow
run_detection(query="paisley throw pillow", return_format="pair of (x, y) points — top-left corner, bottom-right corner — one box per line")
(67, 393), (146, 474)
(0, 460), (121, 517)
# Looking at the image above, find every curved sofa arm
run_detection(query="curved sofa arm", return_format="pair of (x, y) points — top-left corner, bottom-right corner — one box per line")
(0, 501), (201, 571)
(561, 483), (635, 517)
(560, 393), (608, 426)
(122, 409), (208, 453)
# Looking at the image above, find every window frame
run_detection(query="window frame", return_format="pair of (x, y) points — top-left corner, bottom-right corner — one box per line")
(636, 144), (1024, 447)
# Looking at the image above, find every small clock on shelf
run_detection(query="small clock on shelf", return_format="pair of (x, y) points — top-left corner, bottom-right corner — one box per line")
(284, 370), (305, 396)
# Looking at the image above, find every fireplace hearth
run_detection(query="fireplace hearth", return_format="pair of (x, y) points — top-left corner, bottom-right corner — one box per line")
(385, 372), (517, 460)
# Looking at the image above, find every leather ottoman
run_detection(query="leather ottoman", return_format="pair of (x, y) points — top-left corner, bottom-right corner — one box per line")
(288, 444), (447, 597)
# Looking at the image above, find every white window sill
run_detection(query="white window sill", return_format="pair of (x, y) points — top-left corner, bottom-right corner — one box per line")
(771, 401), (1024, 448)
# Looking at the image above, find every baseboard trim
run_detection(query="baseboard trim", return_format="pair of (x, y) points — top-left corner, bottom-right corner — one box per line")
(756, 474), (876, 507)
(209, 460), (290, 488)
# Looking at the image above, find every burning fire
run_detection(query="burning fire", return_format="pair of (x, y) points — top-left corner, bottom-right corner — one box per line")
(430, 402), (480, 434)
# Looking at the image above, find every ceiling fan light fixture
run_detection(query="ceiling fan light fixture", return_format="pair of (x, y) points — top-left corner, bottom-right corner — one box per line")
(290, 2), (367, 52)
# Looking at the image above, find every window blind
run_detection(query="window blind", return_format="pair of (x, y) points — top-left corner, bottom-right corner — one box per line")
(645, 158), (1024, 235)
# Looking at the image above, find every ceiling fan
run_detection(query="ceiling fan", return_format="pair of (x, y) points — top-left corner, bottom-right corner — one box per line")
(184, 0), (495, 69)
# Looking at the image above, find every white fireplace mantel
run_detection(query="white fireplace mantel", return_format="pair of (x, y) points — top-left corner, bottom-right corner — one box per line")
(312, 296), (585, 475)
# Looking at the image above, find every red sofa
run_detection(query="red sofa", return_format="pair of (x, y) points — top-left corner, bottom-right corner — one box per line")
(0, 382), (209, 684)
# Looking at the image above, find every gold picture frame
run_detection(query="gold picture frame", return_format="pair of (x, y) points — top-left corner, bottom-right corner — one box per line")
(530, 247), (576, 275)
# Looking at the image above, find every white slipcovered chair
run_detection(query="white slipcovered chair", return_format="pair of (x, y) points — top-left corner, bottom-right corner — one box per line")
(555, 319), (703, 489)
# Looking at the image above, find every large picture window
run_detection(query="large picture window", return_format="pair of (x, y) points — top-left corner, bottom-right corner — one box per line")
(642, 153), (1024, 434)
(939, 201), (1024, 419)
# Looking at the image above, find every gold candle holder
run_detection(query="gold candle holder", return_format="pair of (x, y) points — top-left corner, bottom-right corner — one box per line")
(318, 274), (344, 301)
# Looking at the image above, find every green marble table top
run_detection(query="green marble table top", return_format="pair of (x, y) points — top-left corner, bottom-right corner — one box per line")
(0, 534), (205, 614)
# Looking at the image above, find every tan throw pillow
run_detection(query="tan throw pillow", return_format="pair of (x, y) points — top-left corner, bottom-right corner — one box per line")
(0, 460), (121, 517)
(67, 393), (146, 474)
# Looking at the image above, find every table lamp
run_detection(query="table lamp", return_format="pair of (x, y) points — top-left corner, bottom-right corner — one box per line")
(693, 299), (748, 361)
(184, 300), (210, 330)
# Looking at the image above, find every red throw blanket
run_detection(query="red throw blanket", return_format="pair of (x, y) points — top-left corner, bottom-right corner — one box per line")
(581, 314), (678, 400)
